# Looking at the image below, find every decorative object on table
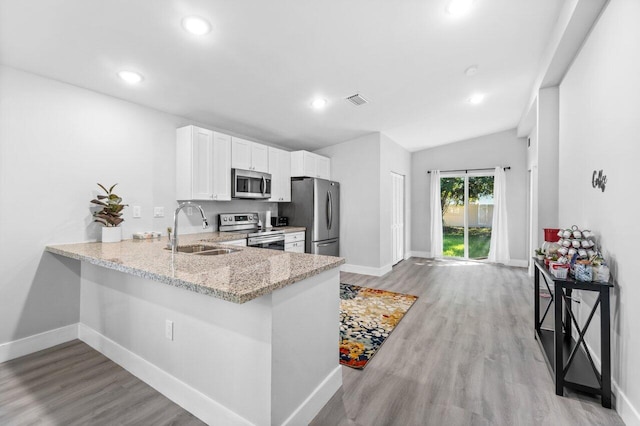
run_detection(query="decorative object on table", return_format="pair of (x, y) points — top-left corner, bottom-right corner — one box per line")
(339, 283), (417, 369)
(90, 183), (127, 243)
(543, 225), (610, 282)
(535, 248), (545, 260)
(592, 169), (607, 192)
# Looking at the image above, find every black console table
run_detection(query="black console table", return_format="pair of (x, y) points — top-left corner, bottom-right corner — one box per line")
(533, 259), (614, 408)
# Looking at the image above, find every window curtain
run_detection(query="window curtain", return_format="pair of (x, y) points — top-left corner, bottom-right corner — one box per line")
(429, 170), (443, 259)
(488, 167), (510, 264)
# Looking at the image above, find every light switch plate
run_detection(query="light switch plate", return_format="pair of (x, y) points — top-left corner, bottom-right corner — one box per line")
(154, 207), (164, 218)
(132, 206), (141, 218)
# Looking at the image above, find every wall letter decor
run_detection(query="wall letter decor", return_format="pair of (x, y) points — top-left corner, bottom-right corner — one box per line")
(592, 170), (607, 192)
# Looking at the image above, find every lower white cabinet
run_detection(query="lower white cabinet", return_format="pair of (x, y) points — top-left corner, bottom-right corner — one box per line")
(285, 232), (305, 253)
(224, 239), (247, 247)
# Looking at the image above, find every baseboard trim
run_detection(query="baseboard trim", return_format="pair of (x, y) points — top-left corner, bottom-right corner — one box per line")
(341, 263), (392, 277)
(0, 323), (78, 363)
(583, 340), (640, 426)
(78, 324), (254, 426)
(408, 251), (431, 259)
(508, 259), (529, 268)
(282, 365), (342, 426)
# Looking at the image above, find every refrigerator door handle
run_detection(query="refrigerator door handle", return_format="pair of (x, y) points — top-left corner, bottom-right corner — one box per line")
(318, 242), (332, 247)
(327, 191), (333, 230)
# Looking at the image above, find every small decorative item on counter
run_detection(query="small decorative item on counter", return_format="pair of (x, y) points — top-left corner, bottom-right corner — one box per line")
(91, 183), (127, 243)
(535, 248), (545, 260)
(133, 232), (162, 240)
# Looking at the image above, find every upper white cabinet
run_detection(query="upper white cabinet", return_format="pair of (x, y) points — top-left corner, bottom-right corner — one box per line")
(176, 125), (231, 201)
(291, 150), (331, 179)
(268, 147), (291, 202)
(232, 137), (269, 173)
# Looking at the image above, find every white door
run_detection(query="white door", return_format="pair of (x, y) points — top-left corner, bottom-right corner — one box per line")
(251, 143), (269, 173)
(231, 137), (252, 170)
(391, 172), (405, 265)
(191, 127), (214, 200)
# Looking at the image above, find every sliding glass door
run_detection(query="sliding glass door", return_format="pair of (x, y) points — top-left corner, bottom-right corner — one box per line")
(441, 174), (494, 259)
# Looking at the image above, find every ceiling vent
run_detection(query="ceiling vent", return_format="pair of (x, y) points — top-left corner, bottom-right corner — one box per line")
(345, 93), (369, 106)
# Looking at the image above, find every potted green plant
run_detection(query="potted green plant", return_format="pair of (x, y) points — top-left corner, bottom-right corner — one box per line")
(91, 183), (127, 242)
(534, 248), (545, 260)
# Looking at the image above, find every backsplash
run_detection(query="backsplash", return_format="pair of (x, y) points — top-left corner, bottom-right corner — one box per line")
(175, 200), (279, 234)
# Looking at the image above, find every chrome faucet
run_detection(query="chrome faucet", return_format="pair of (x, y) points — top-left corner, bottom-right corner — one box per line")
(170, 202), (209, 253)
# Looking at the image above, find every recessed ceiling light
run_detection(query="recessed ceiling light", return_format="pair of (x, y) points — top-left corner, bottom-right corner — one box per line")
(446, 0), (475, 16)
(465, 65), (479, 76)
(468, 93), (485, 105)
(117, 70), (143, 84)
(182, 16), (211, 35)
(311, 98), (328, 109)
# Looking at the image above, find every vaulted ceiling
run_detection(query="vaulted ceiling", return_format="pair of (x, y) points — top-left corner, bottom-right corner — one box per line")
(0, 0), (562, 151)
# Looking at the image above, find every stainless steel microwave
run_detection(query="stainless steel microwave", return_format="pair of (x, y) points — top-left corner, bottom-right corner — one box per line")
(232, 169), (272, 199)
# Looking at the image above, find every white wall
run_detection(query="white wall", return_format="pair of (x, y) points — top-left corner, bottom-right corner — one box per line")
(379, 133), (411, 267)
(558, 0), (640, 423)
(411, 129), (528, 262)
(315, 133), (381, 270)
(0, 66), (279, 347)
(315, 132), (412, 275)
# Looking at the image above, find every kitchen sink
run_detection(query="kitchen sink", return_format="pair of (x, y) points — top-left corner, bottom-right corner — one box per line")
(193, 248), (238, 256)
(166, 245), (239, 255)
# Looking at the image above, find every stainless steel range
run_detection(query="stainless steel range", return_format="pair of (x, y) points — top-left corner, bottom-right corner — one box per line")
(218, 212), (285, 251)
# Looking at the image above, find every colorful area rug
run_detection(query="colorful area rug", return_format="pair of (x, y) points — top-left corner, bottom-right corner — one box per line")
(340, 283), (418, 369)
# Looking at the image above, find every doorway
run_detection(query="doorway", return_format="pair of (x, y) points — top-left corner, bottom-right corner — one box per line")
(391, 172), (405, 265)
(441, 173), (494, 259)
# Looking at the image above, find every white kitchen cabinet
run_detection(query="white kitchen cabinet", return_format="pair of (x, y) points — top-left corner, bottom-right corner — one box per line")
(176, 125), (231, 201)
(285, 231), (305, 253)
(231, 137), (269, 173)
(268, 147), (291, 202)
(290, 150), (331, 179)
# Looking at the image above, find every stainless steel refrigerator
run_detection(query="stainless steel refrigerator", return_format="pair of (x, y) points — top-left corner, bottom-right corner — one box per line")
(281, 177), (340, 256)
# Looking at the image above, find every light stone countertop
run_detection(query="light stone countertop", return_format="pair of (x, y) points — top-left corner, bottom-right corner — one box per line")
(45, 231), (343, 304)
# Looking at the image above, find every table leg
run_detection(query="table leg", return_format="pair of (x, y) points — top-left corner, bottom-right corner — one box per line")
(565, 288), (572, 344)
(534, 266), (540, 335)
(554, 282), (564, 396)
(601, 289), (612, 408)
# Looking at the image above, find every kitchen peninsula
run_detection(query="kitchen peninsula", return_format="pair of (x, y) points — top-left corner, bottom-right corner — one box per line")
(46, 234), (344, 426)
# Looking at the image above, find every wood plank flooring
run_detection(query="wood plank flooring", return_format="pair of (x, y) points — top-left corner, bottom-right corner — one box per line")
(0, 340), (204, 426)
(0, 258), (625, 425)
(311, 258), (625, 426)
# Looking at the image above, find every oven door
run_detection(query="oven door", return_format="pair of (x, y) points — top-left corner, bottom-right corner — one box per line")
(247, 235), (285, 251)
(232, 169), (272, 199)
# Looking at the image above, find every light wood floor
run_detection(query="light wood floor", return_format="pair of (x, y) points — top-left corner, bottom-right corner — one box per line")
(0, 259), (625, 425)
(0, 340), (205, 425)
(311, 258), (625, 426)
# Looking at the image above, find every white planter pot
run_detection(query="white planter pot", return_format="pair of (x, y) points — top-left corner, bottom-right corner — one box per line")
(102, 226), (122, 243)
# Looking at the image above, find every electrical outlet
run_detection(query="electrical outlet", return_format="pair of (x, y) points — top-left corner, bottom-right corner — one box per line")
(187, 206), (193, 216)
(154, 207), (164, 218)
(165, 320), (174, 341)
(132, 206), (141, 218)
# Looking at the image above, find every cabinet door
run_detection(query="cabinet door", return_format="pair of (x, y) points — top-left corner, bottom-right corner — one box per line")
(316, 155), (330, 179)
(231, 137), (252, 170)
(285, 241), (305, 253)
(191, 127), (214, 200)
(251, 143), (269, 173)
(302, 151), (317, 177)
(268, 147), (291, 202)
(212, 132), (231, 201)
